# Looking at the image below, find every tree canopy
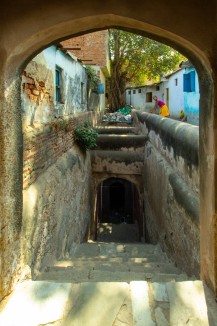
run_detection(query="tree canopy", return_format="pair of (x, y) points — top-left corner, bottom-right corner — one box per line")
(108, 29), (186, 110)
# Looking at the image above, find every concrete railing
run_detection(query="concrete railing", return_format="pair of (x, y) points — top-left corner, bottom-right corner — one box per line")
(135, 111), (200, 277)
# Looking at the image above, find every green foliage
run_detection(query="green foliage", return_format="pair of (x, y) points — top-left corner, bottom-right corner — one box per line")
(109, 29), (186, 84)
(108, 29), (186, 109)
(75, 121), (98, 150)
(85, 66), (99, 92)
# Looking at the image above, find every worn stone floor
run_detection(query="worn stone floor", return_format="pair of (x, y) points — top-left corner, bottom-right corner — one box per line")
(97, 223), (139, 243)
(1, 279), (216, 326)
(0, 225), (217, 325)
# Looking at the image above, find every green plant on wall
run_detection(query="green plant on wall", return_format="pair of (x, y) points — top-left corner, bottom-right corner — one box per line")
(75, 120), (98, 150)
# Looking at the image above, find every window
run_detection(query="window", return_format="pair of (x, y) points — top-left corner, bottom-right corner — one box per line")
(146, 92), (152, 102)
(156, 85), (160, 91)
(183, 71), (195, 92)
(55, 67), (62, 102)
(128, 90), (131, 95)
(98, 83), (104, 94)
(133, 90), (136, 94)
(81, 82), (84, 104)
(138, 89), (141, 93)
(175, 78), (178, 86)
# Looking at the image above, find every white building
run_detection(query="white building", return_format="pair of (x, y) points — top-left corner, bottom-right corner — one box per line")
(125, 62), (199, 124)
(21, 45), (106, 129)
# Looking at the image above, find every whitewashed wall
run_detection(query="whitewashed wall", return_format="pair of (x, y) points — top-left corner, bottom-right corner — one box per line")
(163, 69), (184, 118)
(126, 84), (163, 112)
(22, 46), (88, 129)
(125, 67), (199, 124)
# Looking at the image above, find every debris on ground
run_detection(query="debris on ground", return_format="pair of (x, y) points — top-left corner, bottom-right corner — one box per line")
(102, 106), (132, 123)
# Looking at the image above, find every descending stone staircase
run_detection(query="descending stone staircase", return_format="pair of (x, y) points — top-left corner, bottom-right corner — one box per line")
(91, 124), (146, 192)
(34, 241), (212, 325)
(38, 242), (188, 284)
(1, 125), (216, 325)
(0, 241), (216, 325)
(93, 125), (145, 155)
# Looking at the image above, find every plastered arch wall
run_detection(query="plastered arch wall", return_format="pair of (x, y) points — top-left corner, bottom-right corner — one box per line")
(94, 174), (143, 195)
(0, 3), (216, 298)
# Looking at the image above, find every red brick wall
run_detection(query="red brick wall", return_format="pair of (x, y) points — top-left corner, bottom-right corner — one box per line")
(22, 72), (52, 104)
(61, 30), (108, 67)
(23, 112), (93, 189)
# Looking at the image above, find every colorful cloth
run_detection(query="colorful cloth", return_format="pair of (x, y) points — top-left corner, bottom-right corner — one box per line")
(156, 99), (166, 107)
(160, 104), (170, 117)
(117, 106), (131, 115)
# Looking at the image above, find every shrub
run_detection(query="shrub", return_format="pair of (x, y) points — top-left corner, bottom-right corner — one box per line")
(75, 121), (98, 150)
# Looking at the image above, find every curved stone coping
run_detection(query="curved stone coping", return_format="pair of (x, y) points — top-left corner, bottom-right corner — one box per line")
(169, 172), (199, 225)
(145, 141), (199, 225)
(136, 112), (199, 166)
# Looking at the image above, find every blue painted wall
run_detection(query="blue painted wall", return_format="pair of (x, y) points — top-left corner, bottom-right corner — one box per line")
(183, 67), (200, 125)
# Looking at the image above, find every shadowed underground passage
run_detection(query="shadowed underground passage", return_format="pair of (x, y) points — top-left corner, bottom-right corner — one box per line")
(95, 178), (143, 243)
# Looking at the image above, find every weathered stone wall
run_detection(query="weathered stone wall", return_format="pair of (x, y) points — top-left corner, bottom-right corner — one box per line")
(21, 105), (100, 278)
(22, 146), (92, 278)
(136, 112), (200, 276)
(0, 111), (97, 300)
(23, 112), (92, 189)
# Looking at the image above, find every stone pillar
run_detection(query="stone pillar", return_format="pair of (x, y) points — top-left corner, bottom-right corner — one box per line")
(0, 69), (23, 300)
(199, 64), (217, 295)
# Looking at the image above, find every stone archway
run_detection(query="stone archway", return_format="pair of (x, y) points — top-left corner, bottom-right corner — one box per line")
(94, 177), (143, 243)
(0, 4), (216, 299)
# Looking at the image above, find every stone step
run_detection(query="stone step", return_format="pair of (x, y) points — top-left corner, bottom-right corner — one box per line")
(131, 281), (210, 326)
(0, 280), (212, 326)
(73, 242), (165, 258)
(94, 126), (138, 134)
(38, 242), (188, 284)
(95, 134), (147, 150)
(131, 281), (155, 326)
(38, 267), (188, 284)
(45, 261), (181, 274)
(59, 255), (170, 264)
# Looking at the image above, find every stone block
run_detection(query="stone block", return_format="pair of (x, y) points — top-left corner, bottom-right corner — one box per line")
(166, 281), (209, 325)
(130, 281), (156, 326)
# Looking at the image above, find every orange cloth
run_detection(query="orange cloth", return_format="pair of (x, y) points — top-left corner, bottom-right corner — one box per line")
(160, 104), (170, 117)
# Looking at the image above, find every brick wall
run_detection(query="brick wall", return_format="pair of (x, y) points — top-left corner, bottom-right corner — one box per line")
(23, 112), (93, 189)
(22, 71), (52, 104)
(61, 30), (108, 67)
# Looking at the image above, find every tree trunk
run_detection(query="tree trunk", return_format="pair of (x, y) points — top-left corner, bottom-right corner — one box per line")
(109, 64), (127, 111)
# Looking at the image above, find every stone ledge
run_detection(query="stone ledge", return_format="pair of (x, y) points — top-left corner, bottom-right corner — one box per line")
(136, 111), (199, 166)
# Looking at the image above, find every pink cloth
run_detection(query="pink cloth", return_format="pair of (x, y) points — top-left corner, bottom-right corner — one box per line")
(156, 99), (165, 107)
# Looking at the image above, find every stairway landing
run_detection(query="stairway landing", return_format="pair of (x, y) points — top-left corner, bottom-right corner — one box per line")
(0, 242), (217, 325)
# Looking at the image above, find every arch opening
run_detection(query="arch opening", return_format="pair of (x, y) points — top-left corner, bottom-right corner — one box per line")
(0, 10), (216, 300)
(18, 24), (214, 282)
(95, 178), (143, 243)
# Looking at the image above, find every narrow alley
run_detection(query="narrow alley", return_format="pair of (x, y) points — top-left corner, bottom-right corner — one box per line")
(1, 120), (217, 325)
(1, 3), (217, 325)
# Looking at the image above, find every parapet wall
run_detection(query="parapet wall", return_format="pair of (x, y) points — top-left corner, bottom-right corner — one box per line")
(136, 111), (200, 276)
